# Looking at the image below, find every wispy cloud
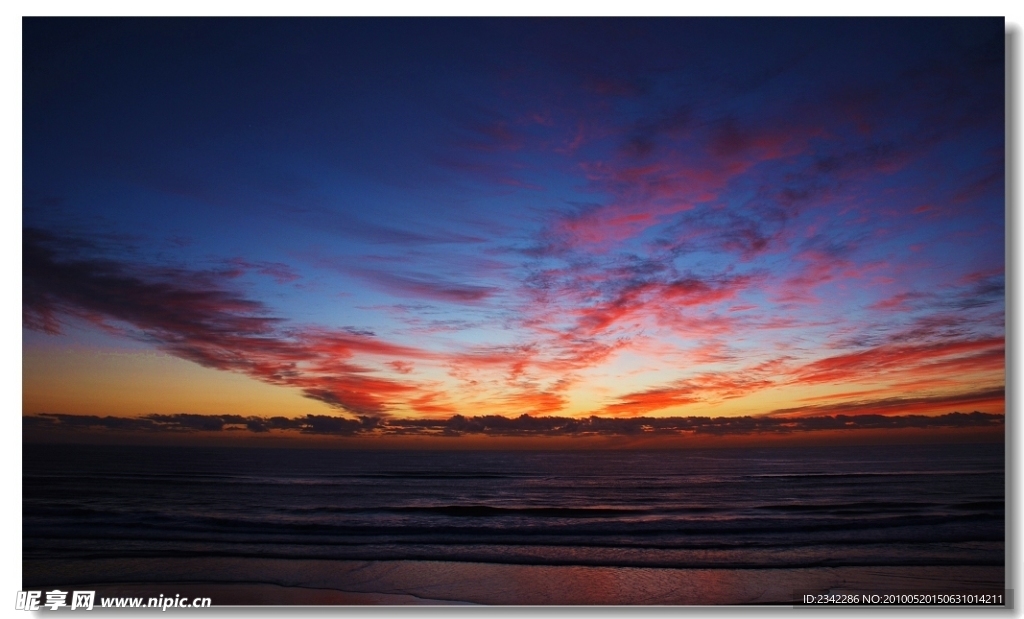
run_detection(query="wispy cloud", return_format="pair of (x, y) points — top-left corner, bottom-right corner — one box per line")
(24, 228), (430, 417)
(790, 337), (1004, 386)
(766, 387), (1005, 418)
(347, 268), (499, 303)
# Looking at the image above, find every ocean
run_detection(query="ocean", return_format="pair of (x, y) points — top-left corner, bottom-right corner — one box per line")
(22, 442), (1005, 605)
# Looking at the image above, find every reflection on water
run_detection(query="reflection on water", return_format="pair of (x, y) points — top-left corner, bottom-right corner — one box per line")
(24, 443), (1003, 573)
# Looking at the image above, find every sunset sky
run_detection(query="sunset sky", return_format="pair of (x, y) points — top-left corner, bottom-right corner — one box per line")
(21, 18), (1005, 444)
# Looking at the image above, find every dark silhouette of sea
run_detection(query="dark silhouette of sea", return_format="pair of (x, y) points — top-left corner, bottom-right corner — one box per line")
(22, 442), (1005, 604)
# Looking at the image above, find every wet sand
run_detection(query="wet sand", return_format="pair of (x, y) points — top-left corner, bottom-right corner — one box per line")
(23, 557), (1006, 606)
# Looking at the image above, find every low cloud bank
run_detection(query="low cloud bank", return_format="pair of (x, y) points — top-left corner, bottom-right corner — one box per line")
(24, 411), (1003, 437)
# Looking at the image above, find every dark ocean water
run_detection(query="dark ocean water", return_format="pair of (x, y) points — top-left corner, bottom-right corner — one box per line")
(23, 442), (1004, 571)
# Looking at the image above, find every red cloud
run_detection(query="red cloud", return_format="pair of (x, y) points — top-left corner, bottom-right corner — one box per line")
(407, 391), (458, 415)
(564, 274), (754, 338)
(600, 385), (700, 417)
(598, 361), (782, 417)
(387, 360), (414, 374)
(791, 337), (1004, 386)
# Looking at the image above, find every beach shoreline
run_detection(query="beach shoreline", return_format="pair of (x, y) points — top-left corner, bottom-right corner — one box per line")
(23, 558), (1006, 606)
